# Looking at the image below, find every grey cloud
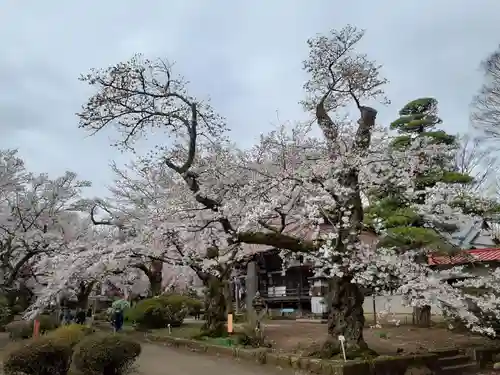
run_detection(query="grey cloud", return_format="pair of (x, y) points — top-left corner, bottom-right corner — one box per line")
(0, 0), (499, 197)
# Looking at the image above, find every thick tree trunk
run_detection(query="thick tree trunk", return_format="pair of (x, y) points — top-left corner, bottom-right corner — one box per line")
(202, 276), (227, 337)
(76, 281), (96, 309)
(321, 277), (375, 359)
(413, 306), (431, 327)
(149, 278), (162, 297)
(149, 260), (163, 297)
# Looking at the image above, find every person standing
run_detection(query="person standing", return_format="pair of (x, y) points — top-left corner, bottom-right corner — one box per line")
(76, 308), (86, 325)
(113, 308), (124, 332)
(63, 308), (72, 325)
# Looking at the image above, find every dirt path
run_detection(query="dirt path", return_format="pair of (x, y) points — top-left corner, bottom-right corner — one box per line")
(136, 343), (293, 375)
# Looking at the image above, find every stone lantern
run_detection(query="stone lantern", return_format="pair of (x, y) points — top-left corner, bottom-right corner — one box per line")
(251, 291), (267, 331)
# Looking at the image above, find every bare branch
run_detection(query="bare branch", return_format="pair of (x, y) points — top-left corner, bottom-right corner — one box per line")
(455, 132), (499, 193)
(78, 54), (226, 173)
(472, 47), (500, 142)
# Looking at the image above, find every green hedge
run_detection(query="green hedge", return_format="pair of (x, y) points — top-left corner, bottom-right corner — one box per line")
(5, 320), (33, 340)
(185, 298), (203, 316)
(72, 333), (141, 375)
(46, 324), (94, 348)
(5, 315), (59, 340)
(127, 294), (193, 329)
(4, 327), (135, 375)
(4, 336), (72, 375)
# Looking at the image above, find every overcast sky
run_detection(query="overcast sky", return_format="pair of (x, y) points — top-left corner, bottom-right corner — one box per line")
(1, 0), (499, 198)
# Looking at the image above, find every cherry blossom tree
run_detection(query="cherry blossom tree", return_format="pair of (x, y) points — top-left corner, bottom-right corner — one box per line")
(0, 149), (92, 310)
(91, 160), (247, 336)
(24, 219), (149, 319)
(70, 25), (500, 357)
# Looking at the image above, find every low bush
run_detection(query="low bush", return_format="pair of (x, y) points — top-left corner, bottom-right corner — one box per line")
(38, 314), (59, 333)
(234, 324), (273, 348)
(10, 303), (24, 315)
(72, 333), (141, 375)
(185, 298), (203, 317)
(46, 324), (93, 348)
(6, 320), (33, 339)
(127, 294), (191, 329)
(4, 336), (72, 375)
(123, 309), (134, 323)
(5, 315), (59, 340)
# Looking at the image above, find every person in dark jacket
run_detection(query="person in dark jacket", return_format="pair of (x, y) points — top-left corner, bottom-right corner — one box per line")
(75, 309), (86, 325)
(63, 308), (72, 325)
(113, 309), (124, 332)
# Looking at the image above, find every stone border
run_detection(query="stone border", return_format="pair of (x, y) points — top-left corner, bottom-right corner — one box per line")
(467, 345), (500, 368)
(138, 333), (440, 375)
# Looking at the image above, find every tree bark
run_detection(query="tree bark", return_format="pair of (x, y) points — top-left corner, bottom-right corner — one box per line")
(413, 306), (431, 327)
(201, 275), (227, 337)
(134, 261), (163, 297)
(76, 281), (96, 309)
(321, 277), (375, 358)
(149, 260), (163, 297)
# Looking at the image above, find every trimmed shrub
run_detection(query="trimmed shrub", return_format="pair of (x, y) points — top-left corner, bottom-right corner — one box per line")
(38, 314), (59, 333)
(46, 323), (93, 348)
(4, 336), (72, 375)
(186, 298), (203, 317)
(123, 308), (133, 323)
(234, 323), (273, 348)
(127, 294), (190, 329)
(10, 304), (24, 315)
(5, 315), (58, 340)
(6, 320), (33, 339)
(72, 333), (141, 375)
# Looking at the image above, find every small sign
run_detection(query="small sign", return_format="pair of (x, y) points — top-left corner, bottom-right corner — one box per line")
(227, 313), (233, 333)
(338, 335), (346, 361)
(33, 320), (40, 338)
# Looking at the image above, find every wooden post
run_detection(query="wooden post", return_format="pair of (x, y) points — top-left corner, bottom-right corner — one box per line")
(227, 313), (233, 334)
(33, 319), (40, 338)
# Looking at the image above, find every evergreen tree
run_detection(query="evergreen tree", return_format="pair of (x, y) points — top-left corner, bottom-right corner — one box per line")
(365, 98), (474, 326)
(366, 98), (473, 252)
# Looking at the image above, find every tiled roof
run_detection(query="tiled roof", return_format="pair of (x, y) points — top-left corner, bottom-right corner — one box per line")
(427, 248), (500, 265)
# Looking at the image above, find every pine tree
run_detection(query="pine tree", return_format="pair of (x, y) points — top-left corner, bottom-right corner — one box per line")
(365, 98), (474, 326)
(367, 98), (472, 249)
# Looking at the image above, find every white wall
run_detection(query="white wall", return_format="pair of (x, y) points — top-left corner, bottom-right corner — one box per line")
(362, 295), (442, 315)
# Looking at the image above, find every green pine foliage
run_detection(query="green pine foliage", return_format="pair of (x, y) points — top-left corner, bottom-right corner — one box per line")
(365, 97), (472, 253)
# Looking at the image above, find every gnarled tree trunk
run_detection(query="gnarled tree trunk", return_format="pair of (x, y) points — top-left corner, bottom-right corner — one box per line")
(202, 275), (227, 337)
(149, 260), (163, 297)
(321, 277), (375, 359)
(413, 306), (431, 327)
(133, 261), (163, 297)
(76, 281), (96, 309)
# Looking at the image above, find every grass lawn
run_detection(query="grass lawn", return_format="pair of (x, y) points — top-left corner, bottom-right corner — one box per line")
(149, 323), (252, 348)
(151, 323), (205, 339)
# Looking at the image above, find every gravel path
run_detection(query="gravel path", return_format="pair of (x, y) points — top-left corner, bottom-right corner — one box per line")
(136, 343), (294, 375)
